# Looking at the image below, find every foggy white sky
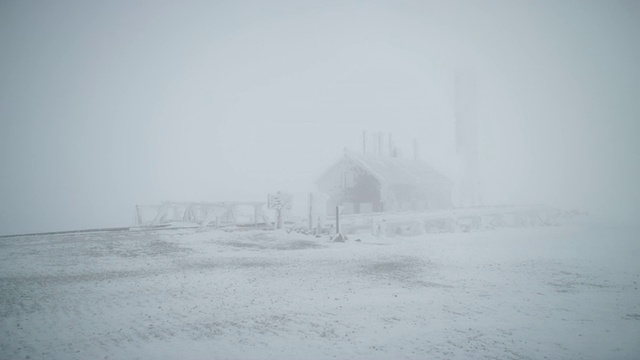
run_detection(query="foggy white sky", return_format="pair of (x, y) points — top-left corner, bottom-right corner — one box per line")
(1, 0), (639, 235)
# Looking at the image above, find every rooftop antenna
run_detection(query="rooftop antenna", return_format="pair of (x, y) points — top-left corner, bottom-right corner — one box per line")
(371, 132), (378, 157)
(362, 130), (367, 154)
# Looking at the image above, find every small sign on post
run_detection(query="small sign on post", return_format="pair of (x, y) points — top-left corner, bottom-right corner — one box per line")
(267, 191), (292, 230)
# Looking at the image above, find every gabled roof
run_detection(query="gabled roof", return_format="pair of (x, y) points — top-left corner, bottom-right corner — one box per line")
(343, 150), (451, 187)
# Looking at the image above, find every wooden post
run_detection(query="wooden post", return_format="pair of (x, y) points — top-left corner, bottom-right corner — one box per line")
(135, 205), (142, 226)
(335, 205), (340, 234)
(254, 205), (259, 227)
(276, 209), (283, 229)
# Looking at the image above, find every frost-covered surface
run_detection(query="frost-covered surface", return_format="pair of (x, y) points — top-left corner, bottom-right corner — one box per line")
(1, 222), (639, 359)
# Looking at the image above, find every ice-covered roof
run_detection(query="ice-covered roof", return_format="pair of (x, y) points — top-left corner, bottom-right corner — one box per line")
(344, 150), (451, 187)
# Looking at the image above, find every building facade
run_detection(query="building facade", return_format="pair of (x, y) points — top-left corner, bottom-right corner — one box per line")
(317, 149), (452, 214)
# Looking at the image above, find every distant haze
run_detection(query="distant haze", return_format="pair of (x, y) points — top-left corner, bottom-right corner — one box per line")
(1, 0), (639, 235)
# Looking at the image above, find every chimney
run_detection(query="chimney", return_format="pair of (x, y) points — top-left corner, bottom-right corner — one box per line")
(362, 130), (367, 154)
(413, 139), (419, 161)
(378, 132), (383, 157)
(371, 132), (378, 156)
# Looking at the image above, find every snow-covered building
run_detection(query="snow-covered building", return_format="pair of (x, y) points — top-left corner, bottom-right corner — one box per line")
(317, 147), (452, 215)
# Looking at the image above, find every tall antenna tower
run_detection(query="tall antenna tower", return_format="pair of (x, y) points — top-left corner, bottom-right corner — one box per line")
(455, 69), (482, 207)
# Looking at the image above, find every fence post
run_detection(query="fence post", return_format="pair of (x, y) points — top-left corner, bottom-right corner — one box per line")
(308, 193), (313, 232)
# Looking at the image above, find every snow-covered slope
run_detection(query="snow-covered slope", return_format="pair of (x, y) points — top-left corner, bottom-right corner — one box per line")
(1, 222), (638, 359)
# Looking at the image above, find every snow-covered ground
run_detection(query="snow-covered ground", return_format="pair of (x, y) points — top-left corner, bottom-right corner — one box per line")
(1, 220), (639, 359)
